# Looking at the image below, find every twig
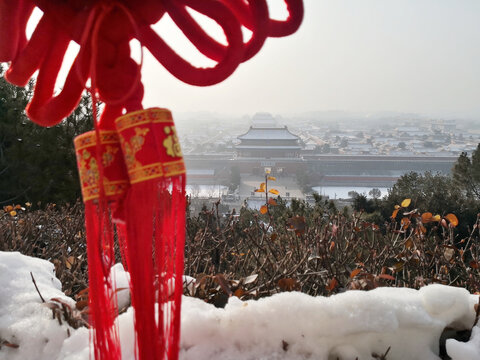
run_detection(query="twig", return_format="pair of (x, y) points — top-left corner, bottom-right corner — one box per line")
(30, 271), (46, 303)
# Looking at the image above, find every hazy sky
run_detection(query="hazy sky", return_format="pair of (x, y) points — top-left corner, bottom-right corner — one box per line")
(139, 0), (480, 118)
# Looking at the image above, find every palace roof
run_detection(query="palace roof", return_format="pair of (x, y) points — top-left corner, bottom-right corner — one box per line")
(238, 126), (300, 141)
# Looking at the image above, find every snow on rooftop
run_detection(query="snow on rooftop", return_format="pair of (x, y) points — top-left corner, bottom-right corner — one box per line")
(238, 128), (300, 141)
(2, 251), (480, 360)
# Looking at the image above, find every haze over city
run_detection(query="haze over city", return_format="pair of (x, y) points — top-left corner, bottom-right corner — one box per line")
(140, 0), (480, 119)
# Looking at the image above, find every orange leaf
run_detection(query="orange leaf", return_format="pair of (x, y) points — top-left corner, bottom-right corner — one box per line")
(260, 182), (266, 190)
(234, 288), (246, 298)
(350, 268), (362, 278)
(445, 213), (459, 227)
(9, 210), (17, 217)
(269, 188), (280, 195)
(391, 209), (399, 219)
(278, 278), (299, 292)
(260, 205), (268, 214)
(394, 205), (400, 209)
(4, 205), (13, 212)
(417, 224), (427, 234)
(401, 198), (411, 207)
(267, 176), (276, 181)
(329, 241), (335, 252)
(254, 188), (265, 193)
(268, 198), (278, 206)
(421, 212), (433, 223)
(326, 277), (338, 292)
(432, 214), (441, 222)
(401, 217), (411, 229)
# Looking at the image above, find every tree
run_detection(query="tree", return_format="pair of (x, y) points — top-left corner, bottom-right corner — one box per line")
(452, 144), (480, 200)
(348, 191), (359, 198)
(229, 166), (241, 191)
(369, 188), (382, 199)
(381, 171), (479, 237)
(0, 70), (93, 206)
(398, 141), (407, 150)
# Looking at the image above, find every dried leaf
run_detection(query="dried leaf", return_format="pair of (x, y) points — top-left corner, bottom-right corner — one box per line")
(393, 262), (404, 272)
(326, 277), (338, 292)
(244, 274), (258, 284)
(470, 261), (479, 269)
(421, 212), (433, 223)
(350, 268), (362, 278)
(234, 288), (245, 298)
(269, 188), (280, 195)
(65, 256), (75, 270)
(214, 274), (232, 296)
(401, 198), (411, 207)
(1, 340), (19, 349)
(76, 300), (89, 310)
(268, 198), (278, 206)
(404, 238), (414, 249)
(278, 278), (299, 292)
(329, 241), (335, 252)
(417, 224), (427, 234)
(260, 205), (268, 214)
(445, 213), (459, 227)
(444, 248), (455, 261)
(400, 217), (411, 229)
(271, 233), (278, 241)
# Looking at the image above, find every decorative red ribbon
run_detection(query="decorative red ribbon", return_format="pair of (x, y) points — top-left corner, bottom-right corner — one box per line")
(0, 1), (304, 359)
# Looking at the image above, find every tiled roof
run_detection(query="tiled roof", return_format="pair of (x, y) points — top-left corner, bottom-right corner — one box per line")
(238, 127), (300, 141)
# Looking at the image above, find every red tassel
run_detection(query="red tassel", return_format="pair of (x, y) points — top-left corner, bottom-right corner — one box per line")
(116, 108), (186, 360)
(74, 130), (129, 360)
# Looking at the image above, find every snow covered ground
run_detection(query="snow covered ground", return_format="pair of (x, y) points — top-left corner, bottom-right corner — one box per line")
(1, 251), (480, 360)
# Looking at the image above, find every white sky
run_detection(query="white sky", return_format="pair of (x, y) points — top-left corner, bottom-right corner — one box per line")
(141, 0), (480, 118)
(26, 0), (480, 118)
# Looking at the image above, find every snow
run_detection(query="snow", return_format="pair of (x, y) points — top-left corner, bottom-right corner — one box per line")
(1, 251), (480, 360)
(0, 251), (75, 360)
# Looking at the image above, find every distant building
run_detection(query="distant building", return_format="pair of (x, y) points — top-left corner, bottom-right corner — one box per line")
(235, 113), (303, 159)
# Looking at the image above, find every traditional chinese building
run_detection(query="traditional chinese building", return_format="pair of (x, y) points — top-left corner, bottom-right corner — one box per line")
(231, 113), (305, 175)
(235, 113), (303, 159)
